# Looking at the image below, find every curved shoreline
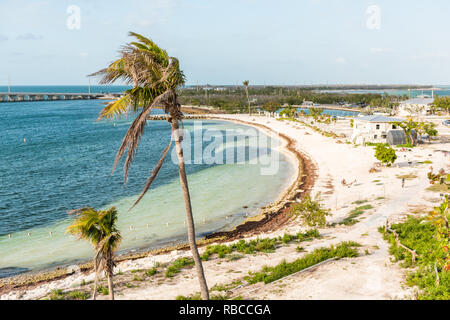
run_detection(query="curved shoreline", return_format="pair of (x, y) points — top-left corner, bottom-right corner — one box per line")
(204, 116), (316, 240)
(0, 116), (316, 294)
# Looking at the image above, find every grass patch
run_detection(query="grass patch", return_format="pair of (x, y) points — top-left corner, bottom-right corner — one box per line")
(49, 289), (66, 300)
(80, 279), (93, 286)
(211, 279), (243, 292)
(336, 205), (374, 226)
(396, 174), (418, 180)
(176, 293), (233, 300)
(97, 285), (109, 295)
(245, 242), (360, 285)
(226, 254), (244, 262)
(49, 289), (90, 300)
(165, 257), (195, 278)
(419, 160), (433, 164)
(352, 200), (368, 205)
(145, 267), (158, 277)
(130, 269), (143, 273)
(67, 290), (90, 300)
(426, 184), (450, 193)
(133, 275), (144, 281)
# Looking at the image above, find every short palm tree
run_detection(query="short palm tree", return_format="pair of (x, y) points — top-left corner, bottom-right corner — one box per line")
(243, 80), (250, 115)
(90, 32), (209, 299)
(67, 207), (122, 300)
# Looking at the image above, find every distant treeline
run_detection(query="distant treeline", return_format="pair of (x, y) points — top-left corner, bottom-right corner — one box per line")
(178, 86), (408, 113)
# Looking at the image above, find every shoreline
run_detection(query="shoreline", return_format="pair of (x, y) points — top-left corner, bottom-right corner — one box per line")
(0, 116), (314, 294)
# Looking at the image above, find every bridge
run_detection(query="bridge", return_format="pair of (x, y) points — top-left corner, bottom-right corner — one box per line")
(0, 92), (123, 103)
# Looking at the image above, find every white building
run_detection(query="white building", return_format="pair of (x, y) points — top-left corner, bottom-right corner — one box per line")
(351, 115), (405, 144)
(396, 97), (434, 117)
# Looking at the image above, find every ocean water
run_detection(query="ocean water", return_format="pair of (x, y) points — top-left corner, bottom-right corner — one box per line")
(0, 96), (294, 277)
(317, 86), (450, 97)
(0, 85), (130, 94)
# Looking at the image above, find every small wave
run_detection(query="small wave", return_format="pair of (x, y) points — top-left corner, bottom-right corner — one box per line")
(0, 267), (29, 279)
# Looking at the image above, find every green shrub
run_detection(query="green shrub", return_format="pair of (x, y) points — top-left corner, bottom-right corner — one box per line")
(49, 289), (66, 300)
(165, 257), (195, 278)
(374, 144), (397, 166)
(292, 195), (330, 227)
(67, 290), (90, 300)
(145, 267), (158, 277)
(297, 229), (320, 241)
(97, 285), (109, 295)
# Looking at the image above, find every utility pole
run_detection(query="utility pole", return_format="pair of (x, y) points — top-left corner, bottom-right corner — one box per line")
(88, 77), (91, 95)
(8, 75), (11, 93)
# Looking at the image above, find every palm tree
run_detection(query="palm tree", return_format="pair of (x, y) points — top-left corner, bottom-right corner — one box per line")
(67, 207), (122, 300)
(243, 80), (250, 115)
(90, 32), (210, 300)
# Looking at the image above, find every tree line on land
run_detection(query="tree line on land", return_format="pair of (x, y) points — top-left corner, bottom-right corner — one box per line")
(433, 96), (450, 114)
(178, 86), (408, 114)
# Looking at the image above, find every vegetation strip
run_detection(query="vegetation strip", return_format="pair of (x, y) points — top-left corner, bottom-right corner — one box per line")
(244, 241), (360, 285)
(202, 229), (320, 261)
(379, 196), (449, 300)
(236, 257), (338, 299)
(332, 204), (374, 226)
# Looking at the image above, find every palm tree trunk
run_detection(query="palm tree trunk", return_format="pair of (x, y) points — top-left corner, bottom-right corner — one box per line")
(171, 119), (210, 300)
(92, 267), (98, 300)
(107, 272), (114, 300)
(245, 89), (250, 115)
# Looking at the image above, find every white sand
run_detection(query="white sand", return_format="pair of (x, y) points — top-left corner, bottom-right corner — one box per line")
(2, 114), (449, 300)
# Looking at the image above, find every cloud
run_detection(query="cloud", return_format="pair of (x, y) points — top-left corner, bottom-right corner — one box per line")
(335, 57), (346, 64)
(16, 33), (44, 40)
(129, 0), (178, 27)
(0, 35), (8, 42)
(370, 48), (394, 54)
(410, 51), (450, 61)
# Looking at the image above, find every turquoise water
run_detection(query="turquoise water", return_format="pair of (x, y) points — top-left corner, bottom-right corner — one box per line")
(295, 107), (359, 117)
(0, 96), (294, 277)
(275, 107), (359, 117)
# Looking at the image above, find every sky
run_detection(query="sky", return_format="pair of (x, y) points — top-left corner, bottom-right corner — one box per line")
(1, 0), (450, 86)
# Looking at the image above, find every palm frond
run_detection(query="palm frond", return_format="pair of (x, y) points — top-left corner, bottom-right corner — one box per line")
(98, 95), (132, 120)
(111, 90), (172, 182)
(131, 132), (173, 209)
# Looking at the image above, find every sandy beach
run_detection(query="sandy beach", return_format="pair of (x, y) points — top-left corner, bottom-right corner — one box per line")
(2, 113), (449, 300)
